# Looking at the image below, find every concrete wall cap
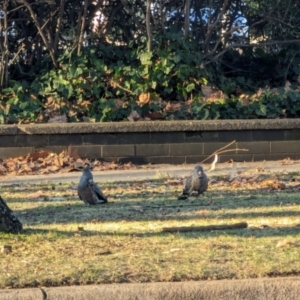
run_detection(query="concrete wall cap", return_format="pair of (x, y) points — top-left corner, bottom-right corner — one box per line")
(0, 119), (300, 135)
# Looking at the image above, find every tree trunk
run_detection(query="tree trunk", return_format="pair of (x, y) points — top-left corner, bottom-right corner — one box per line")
(184, 0), (190, 38)
(0, 196), (23, 234)
(146, 0), (152, 52)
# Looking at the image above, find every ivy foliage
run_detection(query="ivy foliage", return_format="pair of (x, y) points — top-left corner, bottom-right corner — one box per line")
(0, 43), (300, 124)
(1, 42), (300, 124)
(0, 38), (208, 123)
(1, 0), (300, 123)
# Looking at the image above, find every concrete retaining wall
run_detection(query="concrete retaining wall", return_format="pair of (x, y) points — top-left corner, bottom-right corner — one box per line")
(0, 120), (300, 163)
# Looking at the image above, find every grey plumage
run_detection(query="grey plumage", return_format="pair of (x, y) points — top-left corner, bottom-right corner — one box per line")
(77, 166), (108, 205)
(178, 165), (208, 200)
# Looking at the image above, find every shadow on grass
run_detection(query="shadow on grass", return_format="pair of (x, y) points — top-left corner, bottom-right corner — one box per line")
(4, 187), (299, 205)
(11, 194), (300, 225)
(3, 179), (300, 239)
(20, 225), (300, 239)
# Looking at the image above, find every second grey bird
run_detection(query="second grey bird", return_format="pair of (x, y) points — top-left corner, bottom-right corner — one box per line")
(77, 166), (108, 205)
(178, 165), (208, 200)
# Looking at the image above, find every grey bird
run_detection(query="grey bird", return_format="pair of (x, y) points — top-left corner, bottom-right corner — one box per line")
(178, 165), (208, 200)
(77, 166), (108, 205)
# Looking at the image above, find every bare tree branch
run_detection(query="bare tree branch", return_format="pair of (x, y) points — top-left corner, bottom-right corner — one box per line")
(203, 39), (300, 65)
(284, 50), (300, 83)
(120, 0), (146, 36)
(204, 25), (241, 60)
(203, 0), (230, 54)
(18, 0), (58, 68)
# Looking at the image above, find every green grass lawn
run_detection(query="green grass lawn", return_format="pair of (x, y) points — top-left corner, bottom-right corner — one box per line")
(1, 172), (300, 288)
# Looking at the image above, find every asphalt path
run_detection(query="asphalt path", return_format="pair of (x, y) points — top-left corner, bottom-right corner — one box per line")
(1, 160), (299, 185)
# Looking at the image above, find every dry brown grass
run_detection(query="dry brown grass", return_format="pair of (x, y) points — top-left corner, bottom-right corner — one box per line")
(1, 172), (300, 288)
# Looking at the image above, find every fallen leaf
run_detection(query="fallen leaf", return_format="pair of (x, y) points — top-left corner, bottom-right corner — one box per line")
(0, 166), (7, 174)
(40, 169), (50, 174)
(164, 101), (181, 112)
(54, 156), (63, 167)
(248, 176), (260, 183)
(231, 181), (240, 188)
(137, 92), (150, 106)
(48, 165), (61, 172)
(48, 114), (67, 123)
(170, 248), (181, 252)
(1, 245), (12, 254)
(256, 167), (265, 172)
(18, 164), (33, 174)
(27, 190), (46, 199)
(27, 151), (50, 160)
(128, 110), (141, 122)
(276, 240), (295, 248)
(144, 111), (164, 120)
(260, 180), (286, 190)
(281, 158), (294, 165)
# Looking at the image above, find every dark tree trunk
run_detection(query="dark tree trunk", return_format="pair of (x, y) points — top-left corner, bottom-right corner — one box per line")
(0, 196), (23, 234)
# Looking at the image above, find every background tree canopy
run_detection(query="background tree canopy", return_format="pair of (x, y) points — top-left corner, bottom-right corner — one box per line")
(0, 0), (300, 123)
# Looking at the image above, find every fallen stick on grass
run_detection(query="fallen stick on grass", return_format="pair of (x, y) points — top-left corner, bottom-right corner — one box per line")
(162, 222), (248, 233)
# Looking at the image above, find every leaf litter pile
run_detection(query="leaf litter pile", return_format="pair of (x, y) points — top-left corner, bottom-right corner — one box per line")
(1, 162), (300, 288)
(0, 150), (137, 177)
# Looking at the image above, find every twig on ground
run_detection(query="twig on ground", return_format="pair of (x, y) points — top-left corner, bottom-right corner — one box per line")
(201, 140), (236, 164)
(199, 140), (249, 173)
(162, 222), (248, 233)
